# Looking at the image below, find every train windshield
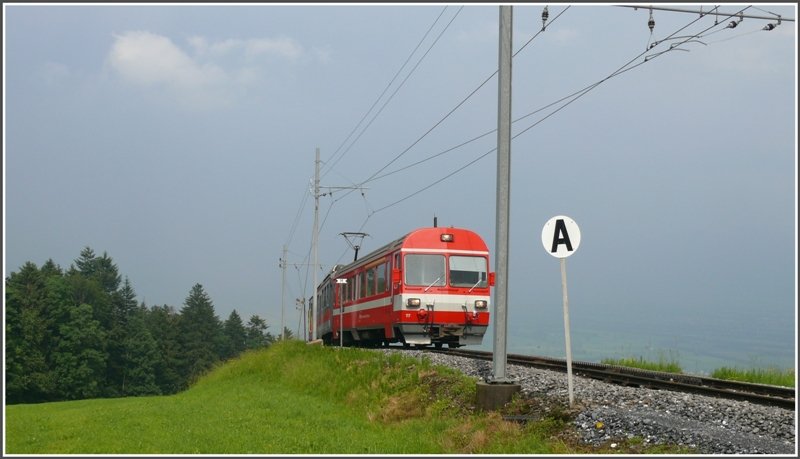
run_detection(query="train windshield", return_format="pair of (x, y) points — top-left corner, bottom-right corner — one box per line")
(449, 256), (488, 288)
(404, 254), (446, 287)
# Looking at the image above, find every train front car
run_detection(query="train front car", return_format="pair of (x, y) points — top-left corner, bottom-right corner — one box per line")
(392, 227), (492, 348)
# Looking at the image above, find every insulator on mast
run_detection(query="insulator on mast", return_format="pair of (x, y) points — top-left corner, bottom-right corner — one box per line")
(541, 6), (549, 31)
(648, 8), (655, 32)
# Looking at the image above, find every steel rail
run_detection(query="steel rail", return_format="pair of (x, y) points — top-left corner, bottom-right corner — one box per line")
(424, 348), (795, 410)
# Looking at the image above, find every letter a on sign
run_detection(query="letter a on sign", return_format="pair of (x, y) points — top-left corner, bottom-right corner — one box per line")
(541, 215), (581, 258)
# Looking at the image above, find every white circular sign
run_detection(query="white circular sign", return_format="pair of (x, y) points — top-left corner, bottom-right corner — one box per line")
(541, 215), (581, 258)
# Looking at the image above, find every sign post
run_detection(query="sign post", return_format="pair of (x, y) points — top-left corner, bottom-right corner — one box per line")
(541, 215), (581, 407)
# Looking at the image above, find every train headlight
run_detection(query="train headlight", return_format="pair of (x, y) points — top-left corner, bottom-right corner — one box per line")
(407, 298), (421, 308)
(440, 233), (454, 242)
(474, 300), (488, 309)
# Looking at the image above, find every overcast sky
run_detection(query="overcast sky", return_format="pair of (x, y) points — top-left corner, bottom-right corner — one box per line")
(4, 3), (796, 371)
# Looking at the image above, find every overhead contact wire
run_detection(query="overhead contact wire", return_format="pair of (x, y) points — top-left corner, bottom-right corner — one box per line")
(367, 6), (742, 217)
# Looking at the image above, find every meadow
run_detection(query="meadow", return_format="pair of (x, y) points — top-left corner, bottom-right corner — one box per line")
(6, 341), (566, 454)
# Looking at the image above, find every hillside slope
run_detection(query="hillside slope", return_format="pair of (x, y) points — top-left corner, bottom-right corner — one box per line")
(5, 341), (555, 454)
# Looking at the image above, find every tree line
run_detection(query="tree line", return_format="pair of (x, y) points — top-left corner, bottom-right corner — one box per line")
(5, 247), (289, 404)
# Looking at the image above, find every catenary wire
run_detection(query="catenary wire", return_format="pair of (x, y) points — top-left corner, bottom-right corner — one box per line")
(329, 5), (571, 206)
(285, 7), (450, 254)
(379, 4), (748, 183)
(326, 6), (465, 180)
(353, 5), (571, 189)
(292, 5), (750, 308)
(321, 6), (451, 178)
(363, 6), (745, 216)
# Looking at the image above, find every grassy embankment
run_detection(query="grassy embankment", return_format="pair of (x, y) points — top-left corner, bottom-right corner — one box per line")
(6, 341), (693, 454)
(710, 367), (795, 387)
(601, 356), (795, 388)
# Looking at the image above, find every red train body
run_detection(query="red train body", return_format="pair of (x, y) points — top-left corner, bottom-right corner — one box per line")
(313, 227), (493, 347)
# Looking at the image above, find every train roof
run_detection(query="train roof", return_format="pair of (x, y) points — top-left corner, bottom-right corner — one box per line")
(326, 227), (489, 279)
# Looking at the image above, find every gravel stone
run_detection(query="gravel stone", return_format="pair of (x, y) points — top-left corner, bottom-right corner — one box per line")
(378, 348), (796, 454)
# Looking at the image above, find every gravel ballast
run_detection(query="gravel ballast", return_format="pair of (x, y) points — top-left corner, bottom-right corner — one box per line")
(379, 348), (796, 455)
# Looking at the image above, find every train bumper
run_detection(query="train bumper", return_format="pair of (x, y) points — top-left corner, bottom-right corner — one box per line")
(399, 324), (488, 345)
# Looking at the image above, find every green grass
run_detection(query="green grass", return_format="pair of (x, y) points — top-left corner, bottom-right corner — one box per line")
(4, 341), (558, 454)
(600, 354), (795, 388)
(601, 355), (683, 374)
(711, 366), (795, 387)
(6, 342), (698, 454)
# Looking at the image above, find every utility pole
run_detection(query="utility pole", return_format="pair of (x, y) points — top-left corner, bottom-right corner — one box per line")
(492, 4), (512, 384)
(312, 148), (321, 341)
(477, 4), (521, 411)
(309, 148), (368, 342)
(280, 245), (287, 341)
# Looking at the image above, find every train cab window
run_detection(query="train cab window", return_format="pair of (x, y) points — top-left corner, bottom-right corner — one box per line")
(449, 256), (488, 288)
(404, 254), (446, 287)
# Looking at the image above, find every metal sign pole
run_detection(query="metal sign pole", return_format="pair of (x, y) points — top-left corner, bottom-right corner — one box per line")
(542, 215), (581, 407)
(560, 257), (575, 407)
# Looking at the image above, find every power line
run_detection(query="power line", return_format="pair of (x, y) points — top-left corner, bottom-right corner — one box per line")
(284, 180), (310, 247)
(322, 6), (459, 178)
(356, 5), (570, 188)
(284, 7), (452, 269)
(327, 5), (570, 208)
(363, 5), (747, 218)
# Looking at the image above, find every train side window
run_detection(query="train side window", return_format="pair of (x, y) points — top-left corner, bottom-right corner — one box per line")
(376, 262), (387, 294)
(366, 267), (375, 297)
(359, 271), (367, 299)
(346, 277), (353, 302)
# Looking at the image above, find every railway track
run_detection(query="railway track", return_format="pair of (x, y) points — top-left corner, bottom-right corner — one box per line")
(422, 347), (795, 410)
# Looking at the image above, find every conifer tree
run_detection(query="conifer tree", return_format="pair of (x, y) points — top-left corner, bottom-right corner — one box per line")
(178, 284), (223, 383)
(245, 315), (273, 349)
(5, 262), (53, 403)
(120, 308), (161, 396)
(52, 303), (107, 400)
(145, 304), (185, 393)
(222, 310), (248, 360)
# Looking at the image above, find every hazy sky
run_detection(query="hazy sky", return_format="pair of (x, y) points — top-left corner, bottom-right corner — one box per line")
(4, 3), (796, 371)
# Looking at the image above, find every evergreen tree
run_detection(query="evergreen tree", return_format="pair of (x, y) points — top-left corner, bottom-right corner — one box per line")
(68, 247), (120, 330)
(221, 310), (247, 360)
(120, 307), (161, 396)
(245, 315), (273, 349)
(279, 327), (295, 341)
(52, 303), (107, 400)
(5, 262), (53, 403)
(95, 252), (122, 294)
(73, 247), (97, 277)
(145, 304), (185, 393)
(178, 284), (223, 384)
(40, 258), (63, 278)
(106, 277), (142, 397)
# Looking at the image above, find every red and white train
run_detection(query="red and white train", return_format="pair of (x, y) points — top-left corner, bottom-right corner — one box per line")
(312, 226), (493, 348)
